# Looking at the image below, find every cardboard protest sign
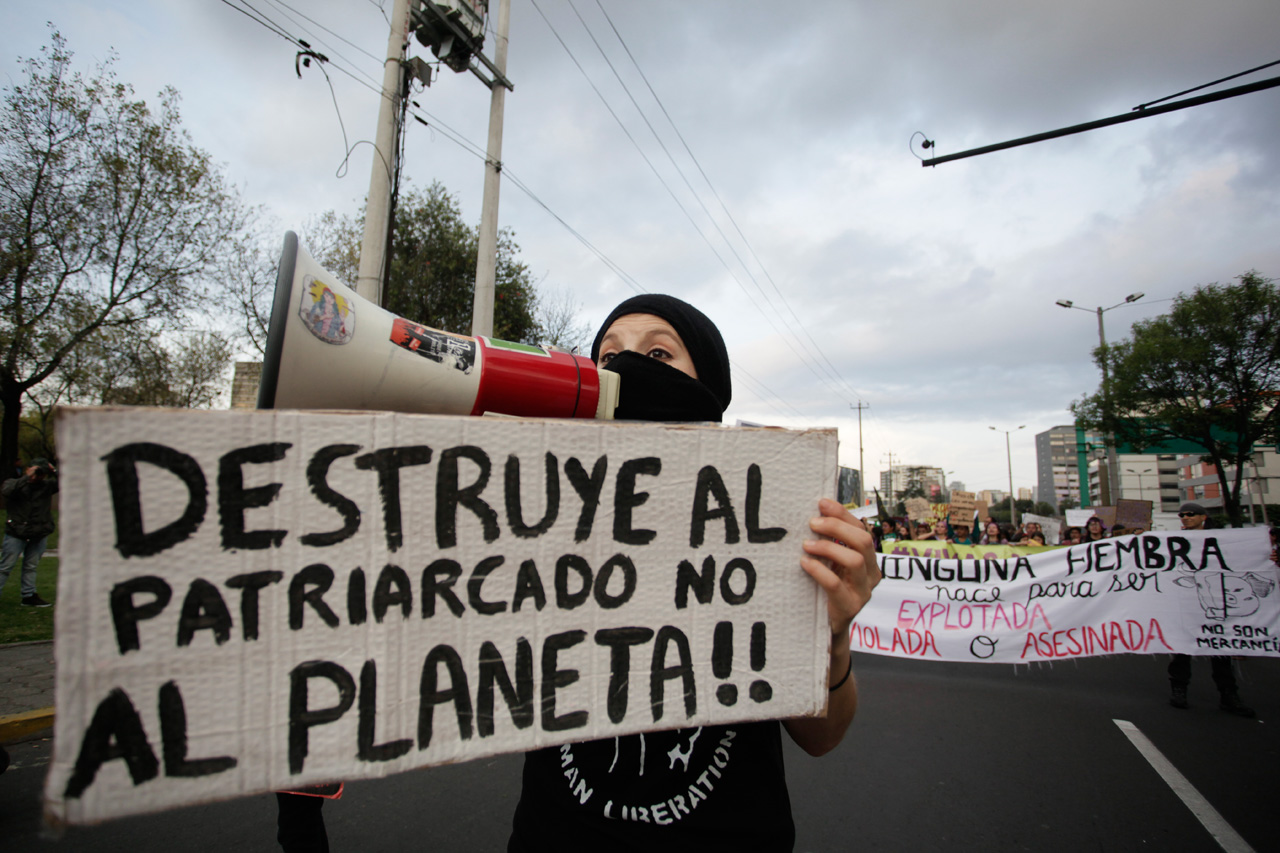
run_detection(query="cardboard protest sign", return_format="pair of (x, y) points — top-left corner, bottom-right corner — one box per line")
(976, 500), (990, 524)
(904, 498), (931, 521)
(948, 492), (975, 529)
(45, 408), (836, 824)
(856, 530), (1279, 663)
(1115, 499), (1153, 532)
(1096, 506), (1118, 530)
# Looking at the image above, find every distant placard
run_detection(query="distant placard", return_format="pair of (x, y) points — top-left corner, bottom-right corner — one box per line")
(1115, 499), (1154, 532)
(948, 491), (975, 529)
(45, 408), (836, 824)
(904, 497), (931, 521)
(1065, 508), (1094, 528)
(1020, 512), (1061, 544)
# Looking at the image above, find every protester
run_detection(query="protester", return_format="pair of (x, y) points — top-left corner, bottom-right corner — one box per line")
(916, 519), (947, 541)
(1082, 516), (1108, 542)
(0, 458), (59, 607)
(507, 294), (880, 851)
(1165, 502), (1254, 717)
(1061, 527), (1083, 546)
(879, 517), (904, 546)
(1015, 521), (1043, 545)
(1028, 531), (1046, 546)
(949, 523), (976, 545)
(978, 520), (1006, 545)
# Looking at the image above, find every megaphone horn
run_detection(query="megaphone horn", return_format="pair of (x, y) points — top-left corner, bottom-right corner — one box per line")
(257, 232), (619, 419)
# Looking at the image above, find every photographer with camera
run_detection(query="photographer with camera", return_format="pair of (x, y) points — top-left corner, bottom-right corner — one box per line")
(1, 458), (59, 608)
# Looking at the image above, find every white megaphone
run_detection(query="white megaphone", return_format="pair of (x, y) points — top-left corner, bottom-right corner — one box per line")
(258, 232), (619, 419)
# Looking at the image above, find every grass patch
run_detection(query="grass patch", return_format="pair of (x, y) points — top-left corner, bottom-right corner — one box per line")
(0, 554), (58, 645)
(0, 505), (61, 642)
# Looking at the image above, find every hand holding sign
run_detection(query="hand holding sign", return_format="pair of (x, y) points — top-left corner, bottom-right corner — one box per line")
(802, 499), (881, 638)
(785, 499), (879, 757)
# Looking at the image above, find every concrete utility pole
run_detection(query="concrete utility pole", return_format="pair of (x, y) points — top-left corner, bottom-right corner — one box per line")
(471, 0), (511, 338)
(851, 401), (868, 506)
(356, 0), (414, 306)
(882, 451), (898, 510)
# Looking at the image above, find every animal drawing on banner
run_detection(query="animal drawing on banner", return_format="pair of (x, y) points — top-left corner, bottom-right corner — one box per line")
(1174, 569), (1276, 621)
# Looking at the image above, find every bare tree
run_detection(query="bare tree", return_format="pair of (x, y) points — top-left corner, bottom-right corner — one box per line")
(0, 30), (247, 464)
(535, 283), (594, 354)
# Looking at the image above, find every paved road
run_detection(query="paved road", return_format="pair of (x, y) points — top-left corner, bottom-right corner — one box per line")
(3, 652), (1277, 851)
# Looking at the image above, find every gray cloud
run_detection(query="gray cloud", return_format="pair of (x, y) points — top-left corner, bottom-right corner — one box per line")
(7, 0), (1279, 494)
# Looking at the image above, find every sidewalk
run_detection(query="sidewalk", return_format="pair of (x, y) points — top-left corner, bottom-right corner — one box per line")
(0, 639), (54, 744)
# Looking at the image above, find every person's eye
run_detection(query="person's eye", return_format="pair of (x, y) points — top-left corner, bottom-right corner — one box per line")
(647, 347), (672, 361)
(599, 351), (616, 366)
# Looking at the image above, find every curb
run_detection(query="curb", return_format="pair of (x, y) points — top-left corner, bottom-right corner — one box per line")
(0, 706), (55, 745)
(0, 638), (54, 649)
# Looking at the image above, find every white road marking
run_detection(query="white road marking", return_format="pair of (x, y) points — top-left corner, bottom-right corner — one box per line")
(1113, 719), (1255, 853)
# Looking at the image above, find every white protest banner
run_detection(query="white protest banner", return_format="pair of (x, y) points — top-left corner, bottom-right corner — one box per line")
(45, 408), (835, 824)
(852, 531), (1279, 664)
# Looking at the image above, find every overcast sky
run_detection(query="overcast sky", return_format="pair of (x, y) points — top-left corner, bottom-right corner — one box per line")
(6, 0), (1280, 497)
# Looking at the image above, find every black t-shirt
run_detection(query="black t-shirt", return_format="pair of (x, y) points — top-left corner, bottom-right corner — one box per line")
(508, 722), (794, 852)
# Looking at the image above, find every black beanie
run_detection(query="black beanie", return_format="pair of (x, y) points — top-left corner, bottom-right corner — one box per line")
(590, 294), (732, 411)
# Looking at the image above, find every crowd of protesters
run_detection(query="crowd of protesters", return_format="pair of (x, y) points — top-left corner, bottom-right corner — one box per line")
(870, 513), (1275, 553)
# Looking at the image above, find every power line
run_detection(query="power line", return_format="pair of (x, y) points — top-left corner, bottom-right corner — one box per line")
(216, 0), (833, 419)
(590, 0), (870, 406)
(260, 0), (384, 88)
(216, 0), (300, 45)
(1135, 57), (1280, 110)
(267, 0), (385, 64)
(535, 0), (863, 408)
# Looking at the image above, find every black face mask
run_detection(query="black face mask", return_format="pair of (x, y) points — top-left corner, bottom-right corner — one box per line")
(603, 351), (724, 423)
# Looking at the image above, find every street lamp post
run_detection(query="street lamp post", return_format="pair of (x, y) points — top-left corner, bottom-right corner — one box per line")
(1056, 292), (1145, 506)
(990, 425), (1026, 526)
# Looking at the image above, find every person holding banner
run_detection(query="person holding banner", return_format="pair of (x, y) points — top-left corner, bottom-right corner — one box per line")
(1015, 521), (1042, 546)
(1166, 503), (1254, 717)
(916, 519), (948, 541)
(508, 295), (880, 852)
(879, 517), (905, 547)
(1083, 516), (1108, 542)
(979, 521), (1007, 545)
(949, 523), (976, 545)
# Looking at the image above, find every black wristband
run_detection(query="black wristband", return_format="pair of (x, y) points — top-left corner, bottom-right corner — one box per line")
(829, 656), (853, 692)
